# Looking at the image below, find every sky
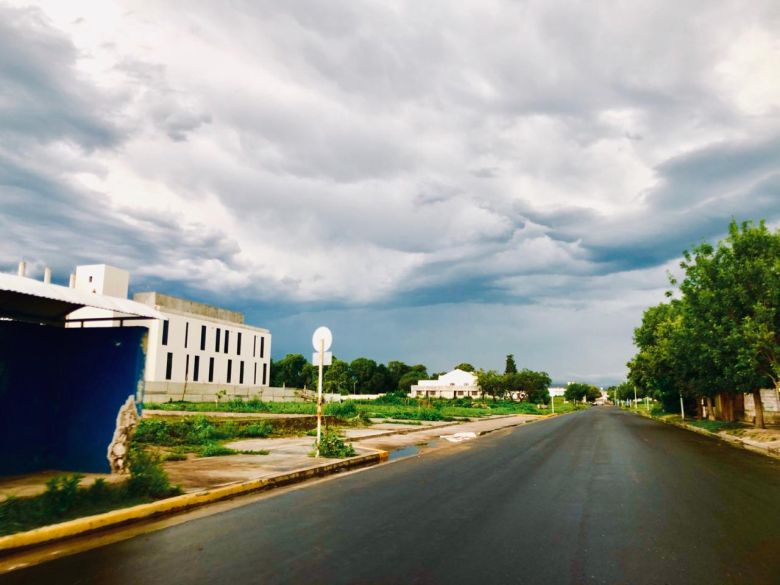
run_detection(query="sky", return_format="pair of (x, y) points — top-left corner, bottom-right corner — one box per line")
(1, 1), (779, 385)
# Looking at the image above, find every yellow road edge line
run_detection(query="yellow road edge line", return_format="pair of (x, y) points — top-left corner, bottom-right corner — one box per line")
(0, 449), (387, 554)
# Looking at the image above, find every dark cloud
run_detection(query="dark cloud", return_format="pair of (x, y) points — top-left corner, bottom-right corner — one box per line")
(3, 0), (780, 381)
(0, 5), (121, 150)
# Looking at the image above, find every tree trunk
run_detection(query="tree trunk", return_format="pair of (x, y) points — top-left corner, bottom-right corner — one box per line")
(753, 389), (765, 429)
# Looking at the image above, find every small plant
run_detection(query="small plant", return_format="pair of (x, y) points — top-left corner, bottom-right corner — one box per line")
(42, 474), (83, 517)
(198, 443), (236, 457)
(127, 447), (178, 498)
(316, 430), (356, 458)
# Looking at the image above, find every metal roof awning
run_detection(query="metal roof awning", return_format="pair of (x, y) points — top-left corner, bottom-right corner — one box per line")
(0, 272), (162, 324)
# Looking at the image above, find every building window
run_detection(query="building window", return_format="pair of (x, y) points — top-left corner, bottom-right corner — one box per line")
(227, 359), (232, 384)
(165, 352), (173, 380)
(215, 328), (221, 352)
(200, 325), (207, 350)
(262, 363), (267, 386)
(184, 322), (189, 349)
(237, 332), (242, 356)
(193, 355), (200, 382)
(254, 363), (257, 385)
(208, 357), (214, 383)
(260, 337), (265, 358)
(239, 361), (245, 384)
(253, 336), (256, 358)
(162, 320), (169, 346)
(185, 355), (190, 381)
(224, 330), (230, 354)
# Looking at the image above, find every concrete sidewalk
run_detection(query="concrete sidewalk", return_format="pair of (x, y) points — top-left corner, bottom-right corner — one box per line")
(0, 413), (551, 553)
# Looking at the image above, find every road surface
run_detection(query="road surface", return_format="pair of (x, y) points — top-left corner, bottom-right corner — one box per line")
(3, 407), (779, 584)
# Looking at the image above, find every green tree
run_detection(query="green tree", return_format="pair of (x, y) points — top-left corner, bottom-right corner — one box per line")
(387, 360), (411, 391)
(350, 358), (378, 393)
(454, 362), (475, 372)
(323, 358), (353, 395)
(505, 369), (551, 403)
(271, 354), (310, 388)
(504, 354), (517, 374)
(678, 220), (780, 427)
(366, 363), (393, 394)
(476, 370), (504, 402)
(564, 382), (600, 403)
(397, 365), (428, 393)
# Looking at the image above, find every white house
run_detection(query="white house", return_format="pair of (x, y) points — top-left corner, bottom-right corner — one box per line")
(410, 369), (480, 399)
(67, 264), (272, 403)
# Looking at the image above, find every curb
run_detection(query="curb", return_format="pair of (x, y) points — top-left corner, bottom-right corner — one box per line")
(630, 409), (780, 461)
(0, 449), (387, 555)
(351, 413), (531, 442)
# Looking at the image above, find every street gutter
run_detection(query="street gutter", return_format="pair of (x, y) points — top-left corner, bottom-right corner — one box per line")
(629, 409), (780, 461)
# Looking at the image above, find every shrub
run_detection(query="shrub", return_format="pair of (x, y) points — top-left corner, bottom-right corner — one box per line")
(317, 430), (356, 458)
(238, 422), (273, 438)
(133, 419), (171, 444)
(375, 391), (410, 405)
(42, 474), (83, 517)
(127, 447), (178, 498)
(324, 401), (358, 418)
(199, 443), (236, 457)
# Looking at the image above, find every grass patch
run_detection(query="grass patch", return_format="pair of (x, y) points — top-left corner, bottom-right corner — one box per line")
(147, 397), (545, 421)
(686, 419), (747, 433)
(133, 416), (278, 457)
(198, 443), (236, 457)
(0, 448), (180, 537)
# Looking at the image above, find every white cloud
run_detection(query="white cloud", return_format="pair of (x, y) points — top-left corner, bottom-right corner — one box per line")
(3, 0), (780, 383)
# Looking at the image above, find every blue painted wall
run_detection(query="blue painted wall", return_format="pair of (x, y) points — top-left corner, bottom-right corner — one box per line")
(0, 321), (146, 476)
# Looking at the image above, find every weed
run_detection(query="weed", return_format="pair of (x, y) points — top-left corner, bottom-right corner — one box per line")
(238, 422), (273, 438)
(198, 443), (236, 457)
(316, 430), (356, 458)
(127, 447), (179, 498)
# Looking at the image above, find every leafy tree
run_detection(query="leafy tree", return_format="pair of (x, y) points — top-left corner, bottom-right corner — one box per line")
(366, 363), (393, 394)
(504, 354), (517, 374)
(271, 354), (310, 388)
(678, 220), (779, 427)
(323, 358), (353, 395)
(628, 220), (780, 427)
(476, 370), (504, 402)
(397, 365), (428, 393)
(564, 382), (600, 403)
(387, 360), (411, 391)
(505, 369), (551, 403)
(454, 362), (475, 372)
(350, 358), (378, 393)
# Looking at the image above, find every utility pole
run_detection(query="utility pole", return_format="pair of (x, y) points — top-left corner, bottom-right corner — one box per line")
(679, 392), (685, 420)
(633, 386), (637, 410)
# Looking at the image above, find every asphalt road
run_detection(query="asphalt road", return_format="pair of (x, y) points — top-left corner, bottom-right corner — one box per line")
(3, 408), (780, 585)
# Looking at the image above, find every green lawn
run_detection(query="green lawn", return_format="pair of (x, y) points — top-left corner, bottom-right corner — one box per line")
(146, 397), (546, 421)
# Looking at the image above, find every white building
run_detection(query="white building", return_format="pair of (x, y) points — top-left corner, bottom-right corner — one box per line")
(410, 369), (480, 399)
(67, 264), (272, 402)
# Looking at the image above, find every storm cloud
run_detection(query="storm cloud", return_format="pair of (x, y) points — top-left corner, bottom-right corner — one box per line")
(2, 0), (779, 383)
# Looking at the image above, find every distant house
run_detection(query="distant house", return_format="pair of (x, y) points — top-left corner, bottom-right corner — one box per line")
(410, 369), (480, 399)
